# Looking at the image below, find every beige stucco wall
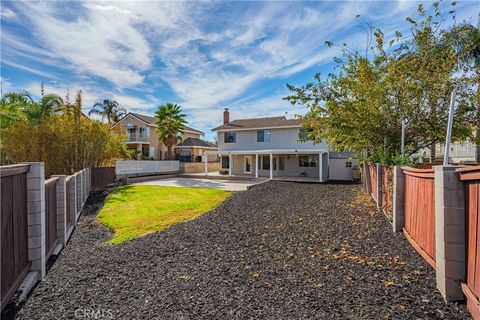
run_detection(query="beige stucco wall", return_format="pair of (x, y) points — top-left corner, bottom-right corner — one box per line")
(183, 162), (220, 173)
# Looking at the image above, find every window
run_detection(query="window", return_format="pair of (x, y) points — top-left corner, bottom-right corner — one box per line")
(262, 155), (270, 170)
(346, 161), (352, 168)
(222, 157), (230, 169)
(279, 156), (285, 171)
(299, 128), (313, 141)
(257, 130), (271, 142)
(139, 127), (146, 138)
(299, 155), (317, 167)
(224, 132), (236, 143)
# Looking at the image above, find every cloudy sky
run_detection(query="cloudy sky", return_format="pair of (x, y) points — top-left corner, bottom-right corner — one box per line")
(1, 1), (478, 139)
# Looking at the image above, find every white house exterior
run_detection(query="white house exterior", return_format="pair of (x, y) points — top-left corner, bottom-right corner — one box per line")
(208, 109), (339, 182)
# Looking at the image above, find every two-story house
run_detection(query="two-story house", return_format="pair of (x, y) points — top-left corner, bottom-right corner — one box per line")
(211, 109), (333, 181)
(113, 112), (215, 161)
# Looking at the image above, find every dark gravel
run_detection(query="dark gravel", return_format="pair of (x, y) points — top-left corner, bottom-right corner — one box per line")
(8, 182), (470, 319)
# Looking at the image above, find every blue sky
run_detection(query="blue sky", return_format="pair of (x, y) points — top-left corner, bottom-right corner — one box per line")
(1, 1), (478, 140)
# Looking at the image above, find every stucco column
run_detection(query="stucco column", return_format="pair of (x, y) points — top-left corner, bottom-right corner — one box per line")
(318, 153), (323, 182)
(255, 154), (259, 178)
(269, 153), (273, 180)
(434, 165), (466, 301)
(392, 166), (406, 233)
(22, 162), (46, 280)
(228, 154), (232, 176)
(204, 154), (208, 176)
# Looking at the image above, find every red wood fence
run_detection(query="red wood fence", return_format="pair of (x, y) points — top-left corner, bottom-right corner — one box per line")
(402, 167), (436, 268)
(368, 163), (377, 201)
(91, 167), (116, 190)
(381, 165), (393, 221)
(458, 166), (480, 320)
(1, 165), (30, 311)
(45, 177), (59, 261)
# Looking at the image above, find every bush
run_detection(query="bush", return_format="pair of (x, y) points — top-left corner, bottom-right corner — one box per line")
(1, 114), (128, 176)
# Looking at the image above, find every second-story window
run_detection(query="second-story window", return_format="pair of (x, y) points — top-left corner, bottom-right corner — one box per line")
(299, 128), (314, 141)
(224, 132), (236, 143)
(257, 130), (271, 142)
(139, 127), (146, 138)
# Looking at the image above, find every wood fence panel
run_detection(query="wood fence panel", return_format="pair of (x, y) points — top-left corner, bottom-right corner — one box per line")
(45, 177), (58, 260)
(458, 166), (480, 319)
(91, 167), (116, 190)
(402, 167), (436, 268)
(1, 166), (29, 311)
(369, 163), (377, 201)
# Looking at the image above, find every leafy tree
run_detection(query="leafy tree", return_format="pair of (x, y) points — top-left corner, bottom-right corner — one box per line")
(448, 23), (480, 161)
(285, 2), (476, 164)
(154, 103), (187, 160)
(89, 99), (127, 124)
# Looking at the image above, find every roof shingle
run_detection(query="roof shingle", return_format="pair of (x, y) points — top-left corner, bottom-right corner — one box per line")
(176, 137), (217, 148)
(212, 116), (303, 131)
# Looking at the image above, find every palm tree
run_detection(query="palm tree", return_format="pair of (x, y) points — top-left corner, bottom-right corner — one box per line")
(1, 90), (63, 122)
(154, 103), (187, 160)
(89, 99), (126, 124)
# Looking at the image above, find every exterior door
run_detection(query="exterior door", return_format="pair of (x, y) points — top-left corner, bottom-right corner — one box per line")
(244, 156), (252, 174)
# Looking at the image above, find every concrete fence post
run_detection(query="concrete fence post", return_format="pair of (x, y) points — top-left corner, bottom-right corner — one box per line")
(70, 175), (77, 227)
(376, 163), (382, 209)
(364, 162), (372, 194)
(434, 165), (466, 301)
(392, 166), (406, 233)
(22, 162), (46, 280)
(52, 175), (67, 248)
(76, 172), (82, 217)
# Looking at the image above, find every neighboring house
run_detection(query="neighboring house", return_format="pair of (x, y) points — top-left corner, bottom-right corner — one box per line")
(175, 138), (218, 162)
(112, 112), (215, 161)
(211, 108), (357, 182)
(418, 142), (476, 164)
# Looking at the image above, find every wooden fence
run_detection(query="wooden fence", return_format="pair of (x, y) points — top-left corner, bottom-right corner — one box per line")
(91, 167), (116, 190)
(458, 167), (480, 319)
(65, 176), (73, 230)
(0, 165), (30, 311)
(1, 164), (91, 311)
(44, 177), (59, 260)
(402, 167), (436, 268)
(368, 163), (377, 201)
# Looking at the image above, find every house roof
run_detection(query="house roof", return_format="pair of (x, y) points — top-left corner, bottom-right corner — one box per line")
(114, 112), (203, 134)
(176, 137), (217, 149)
(212, 116), (303, 131)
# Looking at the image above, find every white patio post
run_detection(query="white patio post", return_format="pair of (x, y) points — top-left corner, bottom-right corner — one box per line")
(255, 153), (259, 178)
(319, 153), (323, 182)
(204, 153), (208, 176)
(228, 154), (232, 176)
(269, 153), (273, 180)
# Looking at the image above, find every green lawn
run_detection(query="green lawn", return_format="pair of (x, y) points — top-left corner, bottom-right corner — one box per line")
(98, 185), (231, 244)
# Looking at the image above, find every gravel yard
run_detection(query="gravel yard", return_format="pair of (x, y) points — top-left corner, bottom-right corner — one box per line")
(7, 182), (470, 319)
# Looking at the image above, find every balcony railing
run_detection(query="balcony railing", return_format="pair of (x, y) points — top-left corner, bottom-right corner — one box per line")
(127, 133), (148, 142)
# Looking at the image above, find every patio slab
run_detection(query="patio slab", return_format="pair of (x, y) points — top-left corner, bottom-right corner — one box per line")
(134, 177), (264, 191)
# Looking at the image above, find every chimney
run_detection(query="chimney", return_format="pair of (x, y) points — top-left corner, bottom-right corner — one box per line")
(223, 108), (230, 124)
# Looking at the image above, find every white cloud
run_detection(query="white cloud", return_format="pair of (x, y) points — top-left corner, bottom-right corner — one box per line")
(1, 7), (16, 19)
